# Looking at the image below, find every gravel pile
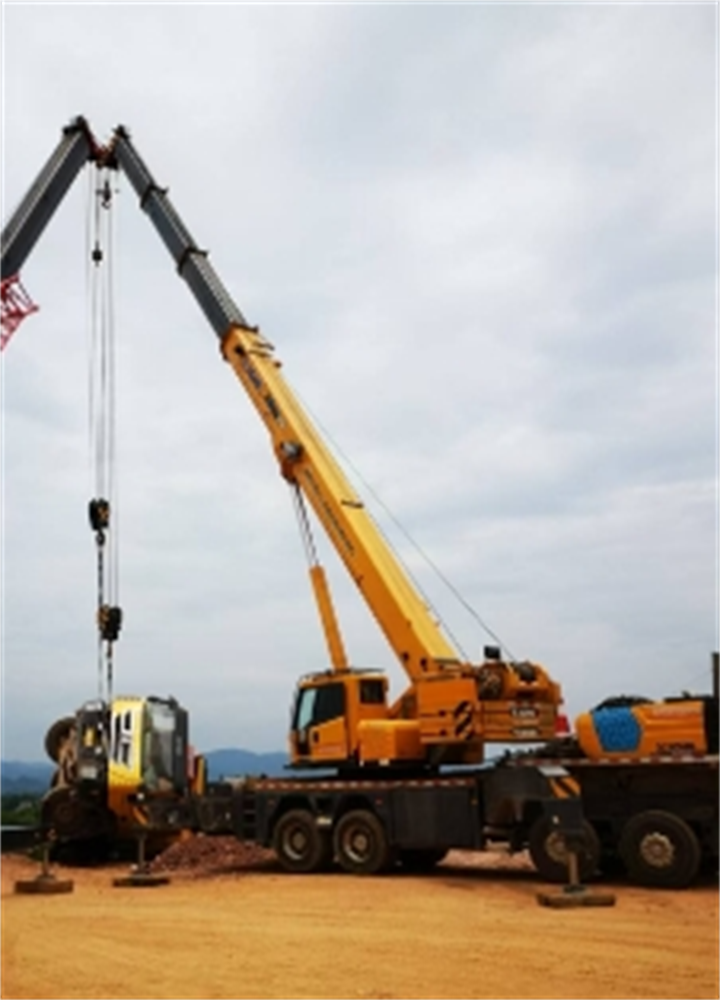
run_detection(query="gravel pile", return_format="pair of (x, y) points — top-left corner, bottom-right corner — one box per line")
(149, 835), (275, 876)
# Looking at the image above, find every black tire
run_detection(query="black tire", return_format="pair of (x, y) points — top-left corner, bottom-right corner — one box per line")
(41, 787), (112, 846)
(618, 810), (701, 889)
(599, 849), (627, 879)
(528, 816), (601, 884)
(41, 787), (83, 838)
(272, 809), (330, 874)
(44, 717), (76, 763)
(334, 809), (392, 875)
(398, 848), (448, 872)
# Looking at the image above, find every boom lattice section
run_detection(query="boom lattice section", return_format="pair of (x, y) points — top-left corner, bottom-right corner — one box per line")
(1, 275), (39, 350)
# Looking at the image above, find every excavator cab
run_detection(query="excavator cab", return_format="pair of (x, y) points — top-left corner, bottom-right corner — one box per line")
(42, 694), (193, 850)
(106, 696), (190, 812)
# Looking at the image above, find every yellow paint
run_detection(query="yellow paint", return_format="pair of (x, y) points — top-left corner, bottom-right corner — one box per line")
(221, 325), (563, 767)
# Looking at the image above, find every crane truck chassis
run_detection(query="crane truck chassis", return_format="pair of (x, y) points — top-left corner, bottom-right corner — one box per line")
(139, 760), (598, 880)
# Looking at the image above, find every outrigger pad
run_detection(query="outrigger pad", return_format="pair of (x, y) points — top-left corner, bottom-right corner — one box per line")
(112, 871), (170, 888)
(14, 875), (74, 895)
(536, 888), (616, 908)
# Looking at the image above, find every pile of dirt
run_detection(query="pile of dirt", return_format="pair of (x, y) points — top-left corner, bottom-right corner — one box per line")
(149, 834), (275, 876)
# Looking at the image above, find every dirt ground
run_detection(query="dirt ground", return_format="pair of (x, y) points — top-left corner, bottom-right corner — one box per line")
(1, 844), (718, 1000)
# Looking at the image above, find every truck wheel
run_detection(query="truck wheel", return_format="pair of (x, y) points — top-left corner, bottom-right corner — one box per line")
(44, 717), (76, 763)
(334, 809), (392, 875)
(618, 810), (701, 889)
(272, 809), (329, 874)
(528, 816), (600, 883)
(399, 848), (448, 872)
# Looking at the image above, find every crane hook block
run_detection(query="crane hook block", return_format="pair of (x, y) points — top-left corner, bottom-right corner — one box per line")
(98, 605), (123, 642)
(89, 498), (110, 532)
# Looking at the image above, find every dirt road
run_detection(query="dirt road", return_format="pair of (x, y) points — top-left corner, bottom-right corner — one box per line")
(2, 850), (717, 999)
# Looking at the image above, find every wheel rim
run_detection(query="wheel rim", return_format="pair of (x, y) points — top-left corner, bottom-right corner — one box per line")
(544, 831), (568, 864)
(342, 825), (372, 864)
(639, 832), (675, 870)
(283, 824), (310, 862)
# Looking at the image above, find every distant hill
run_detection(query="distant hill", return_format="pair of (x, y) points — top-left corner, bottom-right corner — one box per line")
(1, 749), (289, 795)
(1, 761), (55, 795)
(204, 748), (289, 780)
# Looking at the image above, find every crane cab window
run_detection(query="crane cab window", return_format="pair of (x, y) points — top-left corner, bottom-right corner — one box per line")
(360, 679), (385, 705)
(294, 687), (316, 732)
(293, 683), (346, 730)
(315, 683), (345, 724)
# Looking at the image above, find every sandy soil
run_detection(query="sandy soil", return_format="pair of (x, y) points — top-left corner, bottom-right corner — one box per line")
(1, 847), (718, 1000)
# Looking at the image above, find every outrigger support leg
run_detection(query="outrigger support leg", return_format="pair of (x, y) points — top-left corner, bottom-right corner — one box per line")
(112, 829), (170, 888)
(14, 835), (74, 895)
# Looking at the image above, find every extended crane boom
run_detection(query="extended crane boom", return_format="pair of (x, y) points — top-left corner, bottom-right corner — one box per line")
(3, 117), (563, 771)
(110, 126), (462, 676)
(108, 124), (563, 768)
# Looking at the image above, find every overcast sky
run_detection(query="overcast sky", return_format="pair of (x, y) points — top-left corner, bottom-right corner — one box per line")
(1, 3), (717, 763)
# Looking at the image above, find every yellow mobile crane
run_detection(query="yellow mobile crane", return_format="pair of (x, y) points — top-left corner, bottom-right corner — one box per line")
(107, 124), (563, 774)
(7, 119), (716, 884)
(3, 118), (562, 774)
(8, 119), (586, 879)
(103, 124), (719, 886)
(102, 123), (588, 878)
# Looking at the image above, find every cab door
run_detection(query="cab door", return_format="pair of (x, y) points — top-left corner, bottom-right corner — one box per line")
(292, 681), (349, 764)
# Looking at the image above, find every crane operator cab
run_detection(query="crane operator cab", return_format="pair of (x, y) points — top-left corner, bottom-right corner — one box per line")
(291, 670), (394, 769)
